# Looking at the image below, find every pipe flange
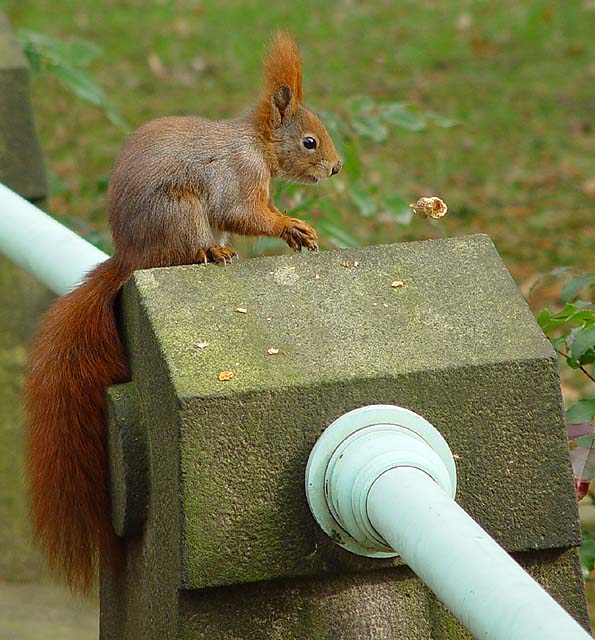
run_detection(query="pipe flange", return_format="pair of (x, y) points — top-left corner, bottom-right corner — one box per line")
(305, 405), (457, 558)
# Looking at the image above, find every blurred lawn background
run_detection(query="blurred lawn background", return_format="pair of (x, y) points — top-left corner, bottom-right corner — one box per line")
(4, 0), (594, 282)
(1, 0), (594, 637)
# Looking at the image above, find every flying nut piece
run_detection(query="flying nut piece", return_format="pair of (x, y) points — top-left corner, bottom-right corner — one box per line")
(409, 196), (448, 219)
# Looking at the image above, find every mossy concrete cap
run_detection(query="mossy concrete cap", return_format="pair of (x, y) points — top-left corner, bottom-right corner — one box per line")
(113, 235), (580, 593)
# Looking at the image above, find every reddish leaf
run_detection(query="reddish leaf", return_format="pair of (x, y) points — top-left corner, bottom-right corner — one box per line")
(576, 479), (590, 501)
(568, 423), (595, 440)
(570, 444), (595, 500)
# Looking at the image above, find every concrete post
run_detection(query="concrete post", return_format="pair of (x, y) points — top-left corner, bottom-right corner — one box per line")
(0, 11), (46, 200)
(0, 10), (50, 583)
(102, 235), (589, 639)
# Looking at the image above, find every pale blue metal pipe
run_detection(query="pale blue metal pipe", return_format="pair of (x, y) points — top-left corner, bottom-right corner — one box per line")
(0, 182), (108, 295)
(306, 405), (590, 640)
(369, 467), (590, 640)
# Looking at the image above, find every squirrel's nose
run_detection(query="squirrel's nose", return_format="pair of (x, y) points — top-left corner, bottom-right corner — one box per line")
(331, 161), (342, 176)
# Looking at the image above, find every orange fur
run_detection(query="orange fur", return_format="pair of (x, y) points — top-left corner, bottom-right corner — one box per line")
(254, 31), (304, 130)
(24, 258), (130, 593)
(263, 30), (303, 103)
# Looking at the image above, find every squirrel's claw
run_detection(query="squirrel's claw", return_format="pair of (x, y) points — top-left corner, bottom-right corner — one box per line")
(280, 218), (319, 253)
(197, 246), (238, 265)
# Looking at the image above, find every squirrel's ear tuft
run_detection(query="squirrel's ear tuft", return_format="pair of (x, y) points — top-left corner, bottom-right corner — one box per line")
(263, 30), (303, 106)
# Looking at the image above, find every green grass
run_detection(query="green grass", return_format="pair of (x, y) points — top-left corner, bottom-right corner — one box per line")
(4, 0), (594, 289)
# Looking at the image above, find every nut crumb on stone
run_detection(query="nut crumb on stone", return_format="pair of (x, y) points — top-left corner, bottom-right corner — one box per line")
(391, 280), (405, 288)
(218, 370), (235, 381)
(236, 307), (248, 314)
(267, 347), (280, 355)
(196, 341), (209, 350)
(342, 260), (351, 268)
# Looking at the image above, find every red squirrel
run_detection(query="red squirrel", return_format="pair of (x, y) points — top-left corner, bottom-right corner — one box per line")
(24, 31), (341, 594)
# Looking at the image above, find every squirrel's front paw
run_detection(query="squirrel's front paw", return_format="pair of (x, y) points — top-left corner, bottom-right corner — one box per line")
(197, 246), (237, 264)
(280, 218), (319, 252)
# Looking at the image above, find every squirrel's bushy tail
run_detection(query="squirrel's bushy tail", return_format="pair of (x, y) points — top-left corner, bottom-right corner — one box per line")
(24, 257), (130, 593)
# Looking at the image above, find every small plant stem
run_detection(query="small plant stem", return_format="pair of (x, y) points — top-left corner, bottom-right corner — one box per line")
(557, 350), (595, 384)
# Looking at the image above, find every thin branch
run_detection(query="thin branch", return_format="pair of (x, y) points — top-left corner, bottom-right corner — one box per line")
(557, 349), (595, 384)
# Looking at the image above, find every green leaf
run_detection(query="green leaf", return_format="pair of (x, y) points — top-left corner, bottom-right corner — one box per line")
(561, 273), (595, 304)
(349, 183), (376, 217)
(346, 95), (376, 116)
(381, 194), (413, 225)
(571, 326), (595, 361)
(539, 303), (595, 333)
(317, 221), (360, 248)
(52, 64), (105, 107)
(537, 309), (552, 329)
(17, 29), (129, 133)
(17, 30), (101, 67)
(105, 106), (131, 134)
(426, 111), (460, 128)
(567, 399), (595, 425)
(22, 49), (43, 75)
(351, 114), (388, 143)
(342, 139), (362, 181)
(381, 103), (427, 131)
(551, 303), (579, 319)
(580, 530), (595, 579)
(570, 310), (595, 324)
(574, 434), (595, 448)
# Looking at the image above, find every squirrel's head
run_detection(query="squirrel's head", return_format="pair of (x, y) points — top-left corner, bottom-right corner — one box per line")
(255, 31), (342, 184)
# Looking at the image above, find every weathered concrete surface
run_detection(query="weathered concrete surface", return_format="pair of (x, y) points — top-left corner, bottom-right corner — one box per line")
(102, 236), (587, 639)
(0, 261), (54, 582)
(178, 549), (588, 639)
(0, 11), (46, 200)
(180, 566), (433, 640)
(107, 383), (148, 537)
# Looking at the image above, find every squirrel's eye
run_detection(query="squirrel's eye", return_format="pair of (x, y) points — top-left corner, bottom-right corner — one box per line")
(302, 136), (317, 150)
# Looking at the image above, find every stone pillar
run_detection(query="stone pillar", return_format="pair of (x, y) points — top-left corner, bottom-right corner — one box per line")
(0, 11), (46, 200)
(0, 10), (50, 582)
(102, 235), (589, 639)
